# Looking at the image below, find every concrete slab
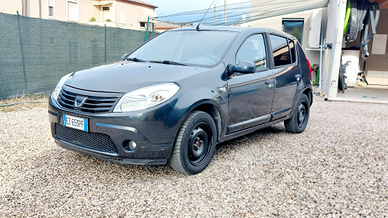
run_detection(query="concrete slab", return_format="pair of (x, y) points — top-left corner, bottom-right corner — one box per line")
(327, 85), (388, 104)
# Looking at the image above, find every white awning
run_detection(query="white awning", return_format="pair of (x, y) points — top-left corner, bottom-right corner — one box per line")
(156, 0), (330, 26)
(246, 0), (330, 24)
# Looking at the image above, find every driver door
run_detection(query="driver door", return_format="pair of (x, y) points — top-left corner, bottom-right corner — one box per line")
(227, 34), (275, 133)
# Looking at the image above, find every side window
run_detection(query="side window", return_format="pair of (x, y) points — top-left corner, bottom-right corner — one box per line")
(67, 1), (79, 21)
(236, 34), (267, 71)
(48, 0), (55, 18)
(269, 35), (291, 67)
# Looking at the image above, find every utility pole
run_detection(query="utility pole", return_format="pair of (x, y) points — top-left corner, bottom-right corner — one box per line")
(213, 4), (216, 25)
(223, 0), (227, 26)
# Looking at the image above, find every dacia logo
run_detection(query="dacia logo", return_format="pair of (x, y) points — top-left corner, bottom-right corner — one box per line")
(74, 96), (88, 109)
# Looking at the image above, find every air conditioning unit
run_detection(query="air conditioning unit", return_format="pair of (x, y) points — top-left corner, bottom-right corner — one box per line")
(308, 10), (322, 49)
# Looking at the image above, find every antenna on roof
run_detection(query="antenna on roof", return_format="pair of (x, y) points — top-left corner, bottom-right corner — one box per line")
(196, 0), (218, 30)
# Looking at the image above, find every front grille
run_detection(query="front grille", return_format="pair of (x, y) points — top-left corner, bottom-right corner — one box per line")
(55, 124), (118, 154)
(58, 87), (121, 113)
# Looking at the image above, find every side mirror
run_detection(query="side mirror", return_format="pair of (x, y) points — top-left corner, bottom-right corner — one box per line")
(233, 60), (256, 74)
(120, 53), (129, 61)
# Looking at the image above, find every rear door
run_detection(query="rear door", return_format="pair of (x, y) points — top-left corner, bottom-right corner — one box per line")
(269, 34), (301, 120)
(227, 34), (275, 133)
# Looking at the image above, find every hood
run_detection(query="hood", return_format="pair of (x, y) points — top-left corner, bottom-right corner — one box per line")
(65, 61), (208, 93)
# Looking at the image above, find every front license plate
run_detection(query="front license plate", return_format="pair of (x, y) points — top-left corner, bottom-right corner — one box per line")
(63, 114), (88, 132)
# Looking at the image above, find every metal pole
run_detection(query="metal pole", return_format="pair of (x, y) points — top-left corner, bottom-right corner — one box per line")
(325, 0), (345, 99)
(17, 11), (27, 93)
(105, 24), (107, 62)
(319, 19), (324, 91)
(213, 4), (216, 25)
(223, 0), (227, 26)
(145, 16), (150, 41)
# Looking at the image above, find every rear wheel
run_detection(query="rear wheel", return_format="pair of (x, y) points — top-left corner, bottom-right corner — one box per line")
(284, 94), (310, 133)
(169, 111), (217, 175)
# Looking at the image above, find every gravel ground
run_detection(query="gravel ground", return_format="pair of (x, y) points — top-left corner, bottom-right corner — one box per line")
(0, 97), (387, 217)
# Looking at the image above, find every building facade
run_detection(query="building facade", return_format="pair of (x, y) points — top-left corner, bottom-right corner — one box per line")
(0, 0), (157, 30)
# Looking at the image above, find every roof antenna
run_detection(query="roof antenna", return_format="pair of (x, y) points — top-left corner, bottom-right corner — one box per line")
(196, 0), (218, 30)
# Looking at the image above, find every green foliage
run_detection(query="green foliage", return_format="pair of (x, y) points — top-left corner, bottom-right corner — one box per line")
(90, 17), (96, 22)
(106, 19), (112, 22)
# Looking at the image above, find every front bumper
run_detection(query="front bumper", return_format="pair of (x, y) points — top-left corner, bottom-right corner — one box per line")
(48, 97), (182, 165)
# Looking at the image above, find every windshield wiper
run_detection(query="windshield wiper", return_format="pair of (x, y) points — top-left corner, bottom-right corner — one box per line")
(150, 60), (187, 66)
(127, 57), (146, 62)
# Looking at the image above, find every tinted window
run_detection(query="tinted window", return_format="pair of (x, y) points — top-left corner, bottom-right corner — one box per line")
(269, 35), (291, 66)
(236, 34), (267, 71)
(289, 39), (296, 63)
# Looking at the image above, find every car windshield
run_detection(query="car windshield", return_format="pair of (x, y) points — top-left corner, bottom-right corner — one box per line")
(128, 30), (237, 67)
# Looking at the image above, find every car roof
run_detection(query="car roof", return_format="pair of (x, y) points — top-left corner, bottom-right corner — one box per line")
(168, 26), (296, 40)
(169, 26), (268, 33)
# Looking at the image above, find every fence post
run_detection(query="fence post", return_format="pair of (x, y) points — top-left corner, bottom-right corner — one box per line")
(17, 11), (27, 93)
(145, 16), (150, 41)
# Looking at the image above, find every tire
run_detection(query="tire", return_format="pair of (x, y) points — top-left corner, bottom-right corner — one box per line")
(338, 65), (347, 93)
(284, 94), (310, 133)
(169, 111), (217, 175)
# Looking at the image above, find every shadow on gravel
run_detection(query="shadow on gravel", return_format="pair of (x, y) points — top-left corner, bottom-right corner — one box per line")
(215, 124), (287, 154)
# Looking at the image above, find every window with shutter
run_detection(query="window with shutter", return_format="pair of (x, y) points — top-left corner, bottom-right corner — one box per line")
(48, 0), (55, 18)
(22, 0), (29, 16)
(67, 1), (79, 21)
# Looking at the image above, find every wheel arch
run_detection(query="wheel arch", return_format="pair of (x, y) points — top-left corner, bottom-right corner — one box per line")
(289, 86), (313, 119)
(192, 103), (223, 142)
(302, 87), (313, 106)
(177, 100), (225, 143)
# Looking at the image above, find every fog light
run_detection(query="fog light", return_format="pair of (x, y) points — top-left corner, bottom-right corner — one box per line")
(123, 140), (137, 152)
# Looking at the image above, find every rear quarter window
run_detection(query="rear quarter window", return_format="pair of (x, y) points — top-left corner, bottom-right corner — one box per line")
(269, 35), (296, 67)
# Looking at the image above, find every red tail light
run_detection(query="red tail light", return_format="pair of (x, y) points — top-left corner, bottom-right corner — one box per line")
(306, 58), (313, 80)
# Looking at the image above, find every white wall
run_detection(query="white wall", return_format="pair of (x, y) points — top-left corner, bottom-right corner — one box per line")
(113, 1), (156, 30)
(247, 8), (327, 66)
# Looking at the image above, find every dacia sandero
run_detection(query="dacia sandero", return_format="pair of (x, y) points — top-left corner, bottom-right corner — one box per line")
(49, 26), (313, 175)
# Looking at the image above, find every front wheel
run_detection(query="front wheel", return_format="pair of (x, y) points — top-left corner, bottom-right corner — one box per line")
(169, 111), (217, 175)
(284, 94), (310, 133)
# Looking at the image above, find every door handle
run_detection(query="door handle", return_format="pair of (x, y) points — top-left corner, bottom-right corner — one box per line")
(265, 79), (274, 88)
(265, 79), (273, 85)
(295, 74), (301, 82)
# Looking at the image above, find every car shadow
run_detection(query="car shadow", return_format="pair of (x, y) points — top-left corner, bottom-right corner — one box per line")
(215, 124), (287, 155)
(15, 124), (288, 184)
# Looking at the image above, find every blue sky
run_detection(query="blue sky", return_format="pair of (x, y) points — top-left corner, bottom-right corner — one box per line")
(145, 0), (249, 17)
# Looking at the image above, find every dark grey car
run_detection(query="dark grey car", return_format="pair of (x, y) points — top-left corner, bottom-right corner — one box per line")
(48, 26), (313, 175)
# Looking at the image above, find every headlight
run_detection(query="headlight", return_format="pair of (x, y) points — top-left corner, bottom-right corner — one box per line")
(51, 73), (71, 101)
(114, 83), (180, 112)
